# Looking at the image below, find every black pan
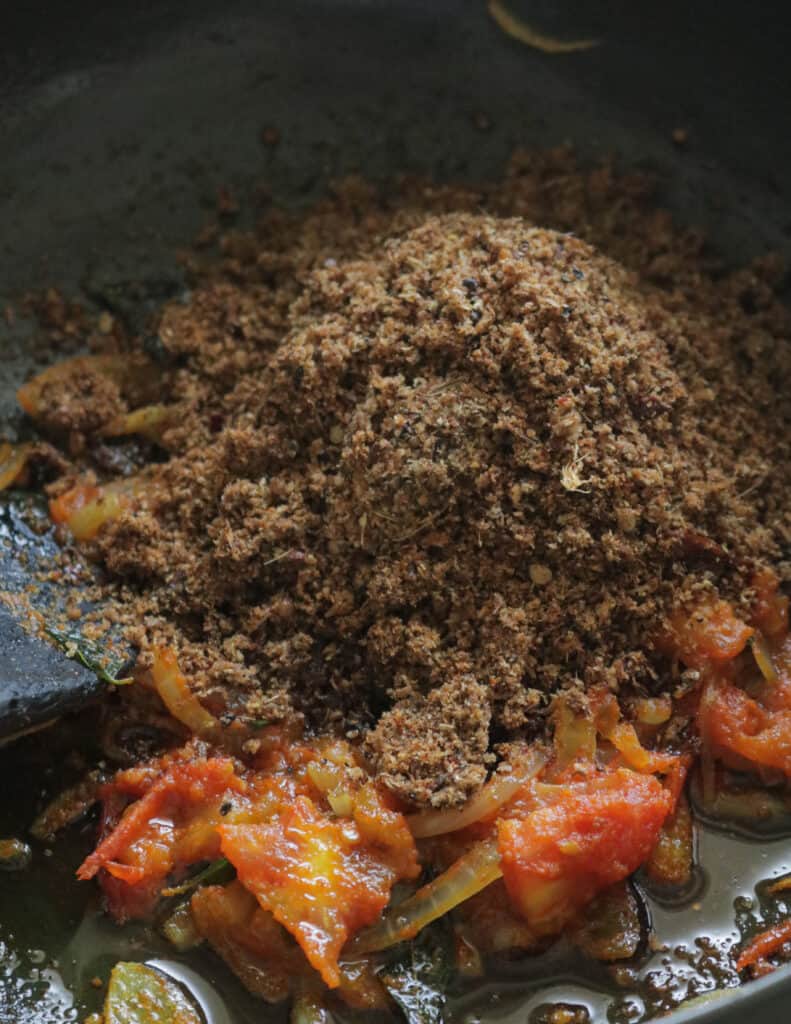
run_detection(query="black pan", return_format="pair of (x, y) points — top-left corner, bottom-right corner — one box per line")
(0, 2), (789, 1022)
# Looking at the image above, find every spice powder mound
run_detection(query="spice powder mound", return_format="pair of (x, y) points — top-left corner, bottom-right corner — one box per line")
(38, 149), (791, 807)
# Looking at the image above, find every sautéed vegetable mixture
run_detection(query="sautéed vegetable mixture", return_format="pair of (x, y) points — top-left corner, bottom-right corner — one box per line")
(3, 147), (791, 1020)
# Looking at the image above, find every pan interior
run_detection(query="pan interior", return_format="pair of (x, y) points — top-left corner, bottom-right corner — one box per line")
(0, 3), (789, 1023)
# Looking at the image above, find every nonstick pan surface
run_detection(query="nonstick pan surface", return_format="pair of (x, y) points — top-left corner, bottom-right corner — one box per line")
(1, 3), (790, 1022)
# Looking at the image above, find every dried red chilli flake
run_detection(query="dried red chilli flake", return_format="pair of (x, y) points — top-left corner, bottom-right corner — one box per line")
(736, 918), (791, 972)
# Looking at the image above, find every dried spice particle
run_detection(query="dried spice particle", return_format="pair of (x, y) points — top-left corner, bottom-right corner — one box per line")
(31, 148), (791, 808)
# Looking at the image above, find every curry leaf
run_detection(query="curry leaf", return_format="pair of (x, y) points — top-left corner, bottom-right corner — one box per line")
(378, 924), (453, 1024)
(161, 857), (234, 899)
(45, 625), (133, 685)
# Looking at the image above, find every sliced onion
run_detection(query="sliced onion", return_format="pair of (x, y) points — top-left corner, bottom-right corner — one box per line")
(488, 0), (598, 54)
(30, 769), (103, 840)
(407, 749), (546, 838)
(553, 699), (596, 771)
(600, 719), (677, 774)
(634, 696), (672, 726)
(570, 881), (642, 962)
(696, 683), (718, 804)
(752, 635), (779, 685)
(151, 646), (219, 738)
(0, 838), (33, 871)
(348, 838), (502, 954)
(161, 902), (203, 951)
(0, 442), (30, 491)
(100, 404), (175, 443)
(17, 354), (128, 417)
(290, 989), (332, 1024)
(645, 792), (694, 888)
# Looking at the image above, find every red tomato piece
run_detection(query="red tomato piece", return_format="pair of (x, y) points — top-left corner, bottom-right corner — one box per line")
(666, 601), (754, 668)
(220, 793), (419, 987)
(77, 757), (245, 921)
(498, 769), (672, 935)
(698, 679), (791, 777)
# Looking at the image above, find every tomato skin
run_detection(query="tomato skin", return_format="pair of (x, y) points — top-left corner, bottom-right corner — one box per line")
(497, 770), (672, 935)
(699, 679), (791, 777)
(220, 793), (419, 988)
(77, 756), (244, 921)
(665, 601), (754, 667)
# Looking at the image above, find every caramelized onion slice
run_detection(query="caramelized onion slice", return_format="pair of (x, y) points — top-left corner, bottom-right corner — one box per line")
(150, 646), (219, 738)
(17, 354), (128, 417)
(407, 749), (546, 839)
(571, 881), (643, 962)
(100, 404), (175, 443)
(0, 442), (30, 491)
(488, 0), (599, 54)
(349, 839), (502, 955)
(751, 634), (779, 685)
(646, 791), (694, 888)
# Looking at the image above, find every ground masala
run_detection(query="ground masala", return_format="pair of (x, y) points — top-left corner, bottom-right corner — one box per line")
(28, 147), (791, 807)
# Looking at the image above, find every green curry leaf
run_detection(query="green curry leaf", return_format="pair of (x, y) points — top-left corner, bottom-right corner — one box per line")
(45, 625), (133, 685)
(161, 857), (234, 899)
(378, 924), (453, 1024)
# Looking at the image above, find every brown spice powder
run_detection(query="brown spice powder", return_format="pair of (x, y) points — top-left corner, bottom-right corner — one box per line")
(32, 148), (791, 807)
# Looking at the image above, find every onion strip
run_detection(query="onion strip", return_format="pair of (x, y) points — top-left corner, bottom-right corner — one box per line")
(348, 838), (502, 954)
(407, 749), (546, 838)
(0, 442), (30, 491)
(150, 646), (219, 738)
(488, 0), (598, 55)
(751, 634), (779, 685)
(100, 404), (174, 443)
(17, 354), (129, 417)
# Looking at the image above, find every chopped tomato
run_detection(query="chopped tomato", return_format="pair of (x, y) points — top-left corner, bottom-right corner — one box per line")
(77, 756), (245, 920)
(665, 601), (754, 668)
(498, 769), (672, 935)
(698, 679), (791, 777)
(220, 793), (419, 987)
(79, 737), (418, 982)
